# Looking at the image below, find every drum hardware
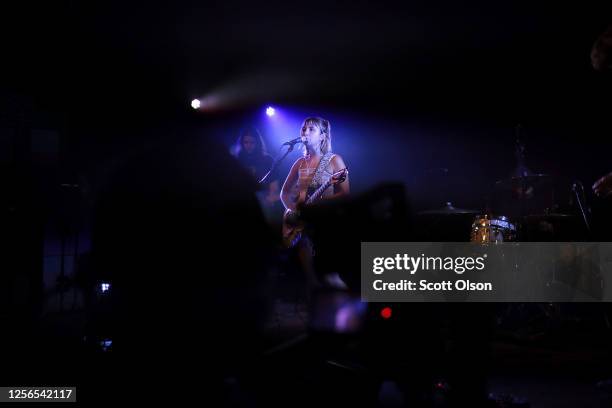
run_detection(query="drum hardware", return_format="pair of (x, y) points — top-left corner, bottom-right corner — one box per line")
(418, 202), (479, 216)
(470, 214), (517, 244)
(572, 181), (591, 232)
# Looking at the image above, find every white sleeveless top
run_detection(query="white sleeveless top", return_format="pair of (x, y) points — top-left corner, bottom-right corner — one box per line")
(296, 153), (336, 200)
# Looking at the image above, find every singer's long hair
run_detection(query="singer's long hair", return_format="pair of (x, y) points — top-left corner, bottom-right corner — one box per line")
(302, 117), (332, 156)
(234, 126), (268, 158)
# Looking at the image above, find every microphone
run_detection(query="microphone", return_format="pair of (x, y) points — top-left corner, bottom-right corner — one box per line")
(572, 181), (584, 192)
(282, 137), (303, 146)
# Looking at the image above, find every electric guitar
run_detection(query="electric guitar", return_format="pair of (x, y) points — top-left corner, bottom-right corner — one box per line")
(282, 168), (348, 248)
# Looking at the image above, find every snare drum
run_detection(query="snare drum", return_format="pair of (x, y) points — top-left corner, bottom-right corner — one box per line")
(471, 215), (517, 243)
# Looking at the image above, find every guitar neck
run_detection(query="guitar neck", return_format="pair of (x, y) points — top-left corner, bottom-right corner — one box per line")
(305, 180), (332, 205)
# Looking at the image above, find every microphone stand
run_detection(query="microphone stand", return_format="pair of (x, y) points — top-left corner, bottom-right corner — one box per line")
(572, 181), (591, 232)
(259, 143), (298, 184)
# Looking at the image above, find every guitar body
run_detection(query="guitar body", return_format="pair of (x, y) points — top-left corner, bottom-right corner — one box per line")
(280, 168), (348, 249)
(282, 209), (305, 249)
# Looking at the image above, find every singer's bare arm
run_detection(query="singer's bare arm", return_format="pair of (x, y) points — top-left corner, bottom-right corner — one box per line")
(280, 158), (304, 211)
(330, 154), (350, 198)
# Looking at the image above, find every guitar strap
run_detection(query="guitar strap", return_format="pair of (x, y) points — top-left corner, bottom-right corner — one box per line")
(308, 152), (335, 194)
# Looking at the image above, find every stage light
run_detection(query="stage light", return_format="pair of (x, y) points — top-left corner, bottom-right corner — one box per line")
(99, 339), (113, 352)
(380, 307), (392, 319)
(100, 282), (111, 293)
(266, 106), (275, 117)
(191, 99), (201, 109)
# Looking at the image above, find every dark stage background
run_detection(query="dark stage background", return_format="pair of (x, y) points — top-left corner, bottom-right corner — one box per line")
(2, 1), (612, 406)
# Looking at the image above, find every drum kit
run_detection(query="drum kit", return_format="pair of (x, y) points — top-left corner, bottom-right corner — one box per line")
(415, 172), (589, 243)
(413, 130), (607, 337)
(415, 129), (590, 243)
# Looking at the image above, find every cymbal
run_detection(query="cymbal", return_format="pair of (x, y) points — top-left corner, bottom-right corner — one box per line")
(418, 202), (480, 215)
(522, 213), (574, 220)
(494, 174), (553, 190)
